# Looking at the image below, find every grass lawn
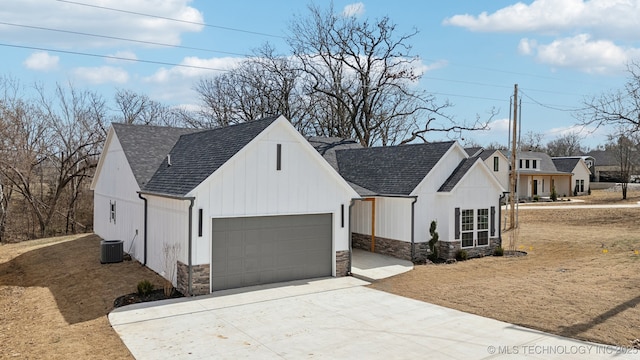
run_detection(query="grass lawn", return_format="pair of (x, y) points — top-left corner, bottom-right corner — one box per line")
(1, 189), (638, 358)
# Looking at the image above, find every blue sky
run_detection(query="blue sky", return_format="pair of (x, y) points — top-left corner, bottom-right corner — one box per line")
(2, 0), (639, 149)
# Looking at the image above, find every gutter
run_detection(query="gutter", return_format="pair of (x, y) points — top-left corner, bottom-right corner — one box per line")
(137, 193), (148, 266)
(137, 190), (196, 297)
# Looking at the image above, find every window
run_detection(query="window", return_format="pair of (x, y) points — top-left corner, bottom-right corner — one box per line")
(109, 201), (116, 224)
(477, 209), (489, 246)
(459, 208), (490, 248)
(493, 156), (499, 172)
(579, 179), (585, 193)
(525, 159), (530, 169)
(461, 209), (474, 247)
(519, 159), (523, 169)
(532, 160), (537, 169)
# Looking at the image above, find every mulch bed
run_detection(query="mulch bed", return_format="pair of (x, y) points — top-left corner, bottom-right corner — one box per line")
(113, 289), (184, 308)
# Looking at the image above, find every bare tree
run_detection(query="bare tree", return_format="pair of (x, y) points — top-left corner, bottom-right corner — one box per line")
(606, 134), (638, 199)
(114, 89), (184, 126)
(519, 130), (545, 152)
(546, 132), (586, 157)
(288, 4), (487, 146)
(579, 62), (640, 136)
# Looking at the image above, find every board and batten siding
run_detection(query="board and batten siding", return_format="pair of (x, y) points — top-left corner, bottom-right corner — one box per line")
(144, 195), (189, 285)
(411, 144), (468, 245)
(350, 197), (413, 242)
(188, 118), (357, 272)
(92, 131), (145, 262)
(436, 161), (504, 242)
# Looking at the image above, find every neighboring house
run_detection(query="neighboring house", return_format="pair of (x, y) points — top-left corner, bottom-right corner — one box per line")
(552, 157), (592, 195)
(92, 116), (358, 295)
(465, 148), (510, 191)
(587, 150), (621, 182)
(316, 140), (506, 261)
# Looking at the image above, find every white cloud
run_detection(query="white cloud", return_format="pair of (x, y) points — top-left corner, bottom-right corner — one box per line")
(23, 51), (59, 71)
(488, 118), (510, 132)
(73, 66), (129, 84)
(528, 34), (640, 73)
(1, 0), (204, 48)
(342, 2), (365, 17)
(443, 0), (640, 39)
(444, 1), (640, 74)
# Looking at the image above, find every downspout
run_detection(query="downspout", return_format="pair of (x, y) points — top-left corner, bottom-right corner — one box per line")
(499, 192), (508, 245)
(138, 193), (148, 266)
(187, 198), (194, 297)
(410, 196), (418, 262)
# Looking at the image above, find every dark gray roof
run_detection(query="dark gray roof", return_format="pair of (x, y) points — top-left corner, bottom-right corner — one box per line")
(464, 147), (483, 157)
(552, 158), (580, 173)
(111, 123), (199, 188)
(307, 136), (363, 171)
(143, 117), (278, 196)
(335, 141), (456, 195)
(586, 150), (618, 166)
(501, 150), (570, 175)
(477, 149), (498, 161)
(439, 157), (480, 192)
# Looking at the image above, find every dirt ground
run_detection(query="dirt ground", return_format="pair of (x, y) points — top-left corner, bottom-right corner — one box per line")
(1, 189), (638, 358)
(0, 234), (167, 359)
(372, 188), (640, 348)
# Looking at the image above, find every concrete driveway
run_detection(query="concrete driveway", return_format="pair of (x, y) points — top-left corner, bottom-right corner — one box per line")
(110, 277), (638, 359)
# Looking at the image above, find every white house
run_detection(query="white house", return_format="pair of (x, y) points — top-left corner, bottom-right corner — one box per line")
(313, 140), (506, 261)
(466, 148), (510, 191)
(92, 116), (358, 295)
(552, 157), (591, 195)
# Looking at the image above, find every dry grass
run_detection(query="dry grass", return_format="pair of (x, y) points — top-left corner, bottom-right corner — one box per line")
(1, 189), (638, 358)
(0, 234), (167, 359)
(371, 189), (640, 347)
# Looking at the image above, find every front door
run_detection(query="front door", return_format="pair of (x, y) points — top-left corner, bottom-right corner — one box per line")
(533, 180), (538, 196)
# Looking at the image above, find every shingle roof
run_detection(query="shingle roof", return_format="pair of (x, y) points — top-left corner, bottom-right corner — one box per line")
(552, 158), (580, 173)
(307, 136), (363, 171)
(334, 141), (456, 195)
(501, 150), (570, 175)
(438, 157), (480, 192)
(111, 123), (200, 188)
(143, 117), (278, 196)
(464, 147), (483, 157)
(586, 150), (618, 166)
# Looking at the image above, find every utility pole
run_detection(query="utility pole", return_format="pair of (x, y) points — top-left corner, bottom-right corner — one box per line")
(507, 84), (519, 250)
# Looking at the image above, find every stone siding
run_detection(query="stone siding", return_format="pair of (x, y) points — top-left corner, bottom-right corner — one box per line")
(177, 261), (210, 296)
(352, 232), (413, 261)
(439, 237), (501, 260)
(335, 250), (350, 276)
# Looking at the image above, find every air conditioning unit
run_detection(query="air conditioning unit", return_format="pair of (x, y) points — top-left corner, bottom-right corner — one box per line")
(100, 240), (124, 264)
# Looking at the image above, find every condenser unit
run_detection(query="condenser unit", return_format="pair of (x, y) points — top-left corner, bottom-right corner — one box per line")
(100, 240), (124, 264)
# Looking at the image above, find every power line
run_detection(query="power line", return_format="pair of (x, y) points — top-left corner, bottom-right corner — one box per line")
(55, 0), (285, 39)
(0, 43), (230, 72)
(519, 89), (588, 112)
(0, 21), (250, 57)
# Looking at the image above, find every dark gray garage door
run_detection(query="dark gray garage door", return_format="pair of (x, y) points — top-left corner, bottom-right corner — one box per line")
(211, 214), (332, 291)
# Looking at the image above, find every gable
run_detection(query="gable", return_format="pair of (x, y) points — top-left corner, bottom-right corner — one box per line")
(439, 157), (505, 193)
(143, 117), (279, 196)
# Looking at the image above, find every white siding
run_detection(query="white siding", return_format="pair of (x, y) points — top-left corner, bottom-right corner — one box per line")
(145, 196), (189, 285)
(92, 131), (145, 262)
(411, 145), (468, 244)
(350, 197), (413, 242)
(573, 160), (591, 195)
(189, 119), (357, 275)
(484, 151), (509, 191)
(437, 162), (503, 243)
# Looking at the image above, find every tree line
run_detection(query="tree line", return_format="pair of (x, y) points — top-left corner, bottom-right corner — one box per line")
(2, 4), (639, 241)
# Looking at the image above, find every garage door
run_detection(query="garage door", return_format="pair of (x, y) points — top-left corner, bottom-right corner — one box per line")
(211, 214), (332, 291)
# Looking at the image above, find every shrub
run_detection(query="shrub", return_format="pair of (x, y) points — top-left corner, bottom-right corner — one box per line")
(573, 185), (578, 196)
(533, 195), (539, 202)
(550, 187), (558, 201)
(428, 220), (439, 261)
(456, 249), (468, 261)
(494, 246), (504, 256)
(588, 187), (591, 195)
(137, 280), (154, 295)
